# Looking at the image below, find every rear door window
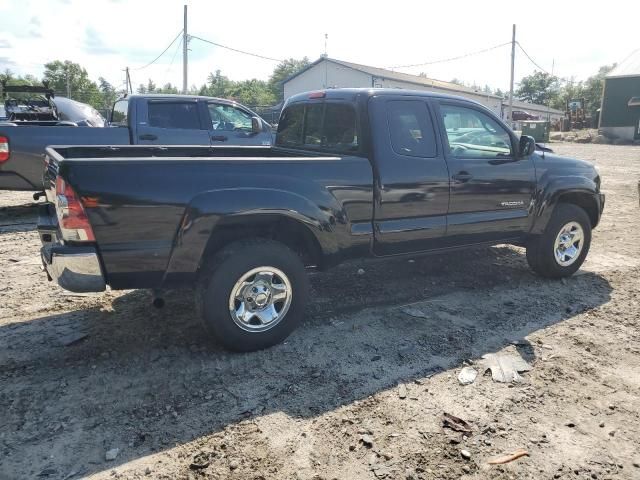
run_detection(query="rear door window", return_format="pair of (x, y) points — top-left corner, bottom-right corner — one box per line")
(147, 102), (201, 130)
(386, 100), (437, 158)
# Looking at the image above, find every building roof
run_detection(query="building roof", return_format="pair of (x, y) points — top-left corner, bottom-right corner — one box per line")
(606, 49), (640, 78)
(504, 99), (565, 115)
(284, 57), (502, 99)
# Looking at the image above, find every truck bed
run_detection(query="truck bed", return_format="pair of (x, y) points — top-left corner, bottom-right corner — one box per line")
(44, 145), (375, 289)
(0, 126), (130, 190)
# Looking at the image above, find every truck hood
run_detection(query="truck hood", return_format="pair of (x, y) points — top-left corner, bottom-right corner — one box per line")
(534, 151), (600, 190)
(536, 151), (596, 171)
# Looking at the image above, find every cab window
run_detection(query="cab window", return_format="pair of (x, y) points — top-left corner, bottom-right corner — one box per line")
(208, 103), (253, 131)
(148, 102), (200, 129)
(440, 105), (512, 158)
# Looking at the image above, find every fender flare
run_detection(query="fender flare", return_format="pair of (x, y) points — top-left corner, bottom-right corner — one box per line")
(163, 187), (342, 278)
(530, 175), (600, 235)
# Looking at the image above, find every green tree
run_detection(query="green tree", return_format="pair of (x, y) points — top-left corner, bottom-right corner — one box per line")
(1, 70), (45, 100)
(515, 71), (561, 106)
(199, 70), (233, 98)
(582, 64), (616, 115)
(137, 83), (147, 94)
(146, 78), (157, 93)
(158, 83), (179, 94)
(268, 57), (310, 103)
(43, 60), (102, 108)
(98, 77), (118, 109)
(228, 79), (276, 106)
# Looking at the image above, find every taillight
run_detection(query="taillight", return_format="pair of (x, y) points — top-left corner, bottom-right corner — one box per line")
(0, 136), (9, 163)
(55, 176), (95, 242)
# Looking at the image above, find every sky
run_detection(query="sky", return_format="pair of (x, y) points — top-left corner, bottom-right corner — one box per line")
(0, 0), (638, 94)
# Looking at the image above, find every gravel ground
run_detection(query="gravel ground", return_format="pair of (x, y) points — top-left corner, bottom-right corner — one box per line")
(1, 143), (639, 480)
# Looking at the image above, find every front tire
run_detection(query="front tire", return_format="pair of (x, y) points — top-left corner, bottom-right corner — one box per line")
(526, 203), (592, 278)
(196, 239), (309, 352)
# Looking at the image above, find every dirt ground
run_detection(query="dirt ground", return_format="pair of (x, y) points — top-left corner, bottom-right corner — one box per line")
(1, 143), (639, 480)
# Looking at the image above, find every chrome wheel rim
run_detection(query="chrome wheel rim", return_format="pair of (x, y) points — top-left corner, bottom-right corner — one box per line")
(553, 221), (584, 267)
(228, 267), (292, 332)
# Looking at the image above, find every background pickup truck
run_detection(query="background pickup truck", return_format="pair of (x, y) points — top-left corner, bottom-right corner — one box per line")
(0, 94), (272, 190)
(38, 88), (604, 352)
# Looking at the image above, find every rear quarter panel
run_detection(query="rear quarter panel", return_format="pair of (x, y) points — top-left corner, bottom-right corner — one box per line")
(61, 156), (374, 289)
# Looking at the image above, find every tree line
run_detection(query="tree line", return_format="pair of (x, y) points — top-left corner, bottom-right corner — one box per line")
(0, 57), (311, 110)
(514, 64), (615, 115)
(1, 58), (613, 117)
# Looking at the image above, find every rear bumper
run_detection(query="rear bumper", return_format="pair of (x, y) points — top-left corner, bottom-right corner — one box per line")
(38, 203), (106, 293)
(41, 244), (106, 292)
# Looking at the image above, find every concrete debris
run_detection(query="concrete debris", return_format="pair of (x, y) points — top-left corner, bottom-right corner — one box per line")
(360, 434), (374, 448)
(480, 350), (532, 383)
(105, 448), (120, 461)
(398, 384), (407, 399)
(458, 367), (478, 385)
(401, 306), (429, 319)
(60, 332), (89, 347)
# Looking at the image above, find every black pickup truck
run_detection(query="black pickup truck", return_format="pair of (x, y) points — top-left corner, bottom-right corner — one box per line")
(0, 94), (272, 190)
(38, 88), (604, 351)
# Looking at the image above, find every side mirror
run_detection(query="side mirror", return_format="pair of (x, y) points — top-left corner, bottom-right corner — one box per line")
(518, 135), (536, 158)
(251, 116), (262, 134)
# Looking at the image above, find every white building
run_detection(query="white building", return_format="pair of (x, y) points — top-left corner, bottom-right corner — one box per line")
(283, 57), (503, 115)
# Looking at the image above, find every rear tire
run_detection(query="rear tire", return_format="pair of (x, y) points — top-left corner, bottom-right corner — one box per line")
(526, 203), (592, 278)
(196, 239), (309, 352)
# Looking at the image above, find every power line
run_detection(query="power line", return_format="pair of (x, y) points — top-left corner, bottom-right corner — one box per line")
(189, 34), (284, 62)
(132, 30), (183, 71)
(163, 36), (183, 85)
(516, 42), (552, 75)
(389, 42), (511, 69)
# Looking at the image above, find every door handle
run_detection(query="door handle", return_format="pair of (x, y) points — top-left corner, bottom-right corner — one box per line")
(452, 171), (473, 182)
(211, 135), (228, 142)
(138, 134), (157, 141)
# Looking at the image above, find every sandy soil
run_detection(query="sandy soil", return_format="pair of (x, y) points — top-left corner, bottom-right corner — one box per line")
(1, 143), (639, 480)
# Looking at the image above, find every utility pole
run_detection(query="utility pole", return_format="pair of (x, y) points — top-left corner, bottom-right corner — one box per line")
(66, 71), (71, 99)
(182, 4), (188, 94)
(508, 24), (516, 128)
(125, 67), (133, 94)
(546, 58), (554, 121)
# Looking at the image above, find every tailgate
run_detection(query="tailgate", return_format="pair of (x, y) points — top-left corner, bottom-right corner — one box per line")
(42, 148), (60, 202)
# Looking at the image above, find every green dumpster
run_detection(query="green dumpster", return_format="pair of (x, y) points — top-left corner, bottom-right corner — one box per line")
(521, 120), (550, 143)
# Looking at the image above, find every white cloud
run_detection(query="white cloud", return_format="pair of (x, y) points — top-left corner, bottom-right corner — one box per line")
(0, 0), (636, 93)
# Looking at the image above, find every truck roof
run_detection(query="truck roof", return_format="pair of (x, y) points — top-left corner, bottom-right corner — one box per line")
(285, 87), (488, 106)
(117, 94), (246, 105)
